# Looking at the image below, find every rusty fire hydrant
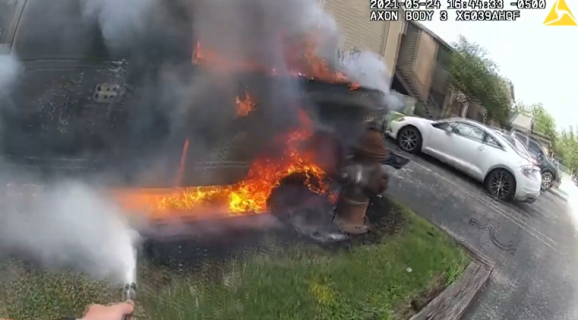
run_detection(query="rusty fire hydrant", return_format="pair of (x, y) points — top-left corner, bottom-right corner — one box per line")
(333, 126), (389, 235)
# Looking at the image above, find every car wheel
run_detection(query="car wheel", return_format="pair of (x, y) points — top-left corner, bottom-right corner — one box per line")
(541, 170), (554, 191)
(397, 126), (422, 154)
(485, 169), (516, 201)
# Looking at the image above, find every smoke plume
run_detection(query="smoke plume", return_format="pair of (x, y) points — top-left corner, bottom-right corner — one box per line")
(339, 50), (404, 111)
(0, 0), (402, 278)
(80, 0), (159, 52)
(0, 182), (137, 282)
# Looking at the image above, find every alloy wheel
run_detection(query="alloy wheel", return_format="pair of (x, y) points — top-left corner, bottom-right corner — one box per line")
(542, 172), (553, 189)
(489, 171), (512, 199)
(399, 129), (418, 152)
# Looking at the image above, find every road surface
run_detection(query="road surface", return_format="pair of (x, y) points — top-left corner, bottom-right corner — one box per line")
(384, 140), (578, 320)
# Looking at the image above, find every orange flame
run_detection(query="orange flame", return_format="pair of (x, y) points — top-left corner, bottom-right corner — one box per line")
(235, 92), (256, 117)
(192, 33), (359, 89)
(112, 33), (356, 220)
(114, 108), (326, 220)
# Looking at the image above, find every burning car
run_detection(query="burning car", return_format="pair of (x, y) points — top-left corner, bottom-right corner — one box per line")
(0, 0), (406, 238)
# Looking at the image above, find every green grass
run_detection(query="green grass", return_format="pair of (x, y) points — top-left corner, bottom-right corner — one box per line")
(0, 201), (470, 320)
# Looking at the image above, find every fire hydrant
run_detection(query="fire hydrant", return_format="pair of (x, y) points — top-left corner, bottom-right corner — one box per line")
(333, 126), (389, 235)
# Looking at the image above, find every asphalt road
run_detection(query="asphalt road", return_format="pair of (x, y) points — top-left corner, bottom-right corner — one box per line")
(383, 139), (578, 320)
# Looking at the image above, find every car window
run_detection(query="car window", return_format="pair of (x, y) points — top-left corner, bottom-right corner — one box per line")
(484, 135), (502, 148)
(513, 132), (527, 142)
(527, 140), (543, 156)
(496, 132), (533, 159)
(432, 121), (453, 131)
(452, 123), (485, 142)
(512, 137), (532, 158)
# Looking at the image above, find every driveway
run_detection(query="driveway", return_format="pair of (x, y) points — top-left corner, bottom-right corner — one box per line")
(384, 139), (578, 320)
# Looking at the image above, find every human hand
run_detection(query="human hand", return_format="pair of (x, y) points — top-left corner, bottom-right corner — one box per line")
(80, 301), (134, 320)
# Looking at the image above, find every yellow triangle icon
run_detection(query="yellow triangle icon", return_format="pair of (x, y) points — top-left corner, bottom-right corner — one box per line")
(544, 0), (577, 26)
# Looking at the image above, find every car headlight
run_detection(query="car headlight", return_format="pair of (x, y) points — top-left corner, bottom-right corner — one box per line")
(521, 165), (540, 180)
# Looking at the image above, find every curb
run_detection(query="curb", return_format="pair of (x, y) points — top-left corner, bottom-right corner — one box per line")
(409, 225), (494, 320)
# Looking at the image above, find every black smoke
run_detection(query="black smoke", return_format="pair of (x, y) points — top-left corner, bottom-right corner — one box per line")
(0, 0), (401, 188)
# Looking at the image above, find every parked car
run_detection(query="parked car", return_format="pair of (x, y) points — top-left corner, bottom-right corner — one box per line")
(386, 117), (542, 202)
(510, 131), (561, 191)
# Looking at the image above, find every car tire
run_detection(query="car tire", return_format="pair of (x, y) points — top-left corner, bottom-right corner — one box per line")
(397, 126), (422, 154)
(541, 170), (554, 191)
(485, 169), (516, 201)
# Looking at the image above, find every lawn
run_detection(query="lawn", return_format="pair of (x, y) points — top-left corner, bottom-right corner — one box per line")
(0, 199), (469, 320)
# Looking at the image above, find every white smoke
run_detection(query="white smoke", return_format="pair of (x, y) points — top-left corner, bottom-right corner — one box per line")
(0, 0), (404, 281)
(0, 54), (138, 282)
(0, 53), (22, 96)
(0, 182), (138, 282)
(339, 50), (404, 111)
(79, 0), (159, 51)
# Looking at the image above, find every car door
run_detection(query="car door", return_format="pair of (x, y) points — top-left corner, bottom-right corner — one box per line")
(422, 121), (456, 164)
(472, 134), (504, 181)
(447, 122), (486, 176)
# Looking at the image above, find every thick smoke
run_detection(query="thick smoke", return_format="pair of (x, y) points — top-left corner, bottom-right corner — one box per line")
(79, 0), (158, 52)
(0, 0), (402, 280)
(186, 0), (403, 109)
(339, 50), (404, 111)
(80, 0), (403, 114)
(0, 182), (138, 282)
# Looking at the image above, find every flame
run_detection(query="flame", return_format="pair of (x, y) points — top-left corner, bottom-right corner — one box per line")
(192, 33), (359, 88)
(287, 34), (349, 84)
(113, 33), (357, 220)
(235, 92), (255, 117)
(114, 108), (326, 220)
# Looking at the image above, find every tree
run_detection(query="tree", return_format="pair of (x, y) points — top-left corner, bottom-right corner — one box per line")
(447, 37), (511, 124)
(555, 127), (578, 173)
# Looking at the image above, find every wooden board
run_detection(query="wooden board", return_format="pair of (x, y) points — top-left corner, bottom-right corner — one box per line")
(409, 226), (494, 320)
(410, 261), (491, 320)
